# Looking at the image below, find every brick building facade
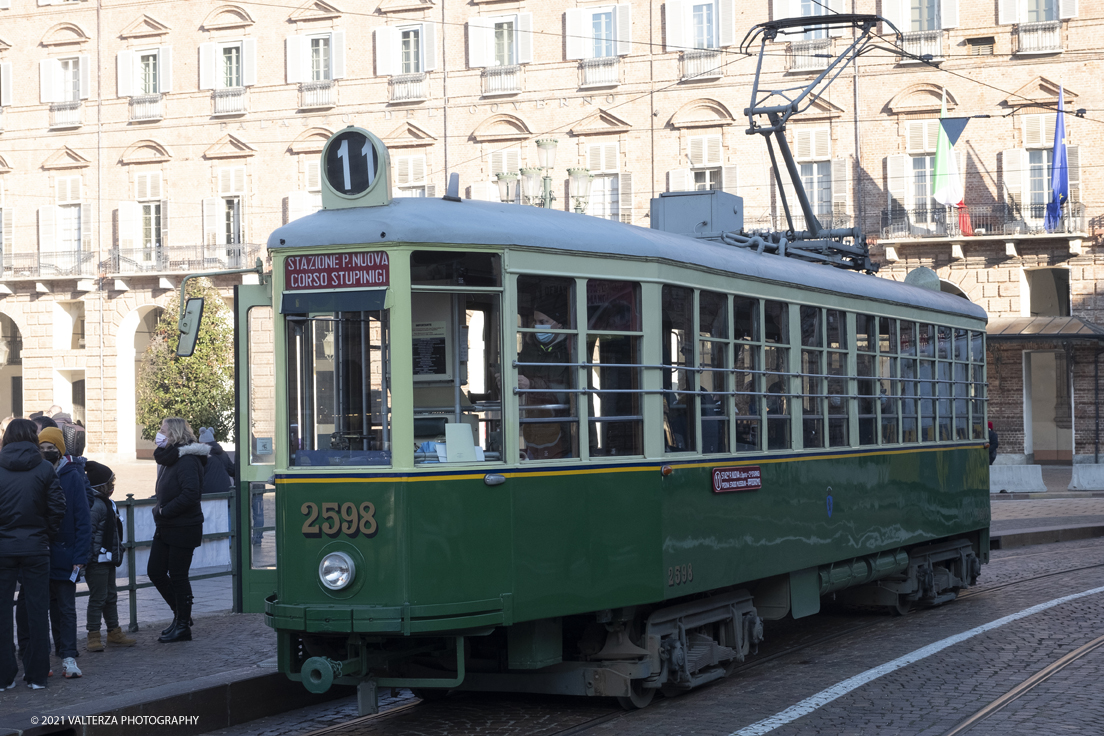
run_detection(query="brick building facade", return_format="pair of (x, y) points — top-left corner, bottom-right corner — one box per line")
(0, 0), (1098, 460)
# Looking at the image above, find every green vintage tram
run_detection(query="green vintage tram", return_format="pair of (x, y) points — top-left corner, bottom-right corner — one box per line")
(232, 128), (989, 712)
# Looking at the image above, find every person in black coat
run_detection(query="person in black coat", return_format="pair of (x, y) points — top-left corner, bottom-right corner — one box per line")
(988, 421), (999, 465)
(149, 417), (208, 643)
(0, 419), (66, 689)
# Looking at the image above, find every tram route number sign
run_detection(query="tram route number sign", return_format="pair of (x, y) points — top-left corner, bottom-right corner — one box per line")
(712, 466), (762, 493)
(285, 251), (390, 291)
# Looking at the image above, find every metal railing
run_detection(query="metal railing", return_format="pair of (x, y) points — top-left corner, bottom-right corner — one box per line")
(1015, 20), (1062, 54)
(681, 48), (724, 80)
(128, 93), (163, 121)
(108, 243), (265, 274)
(50, 100), (82, 128)
(213, 87), (247, 115)
(788, 38), (832, 72)
(482, 65), (522, 95)
(8, 249), (95, 277)
(299, 79), (335, 108)
(580, 56), (619, 87)
(901, 30), (943, 60)
(389, 73), (427, 102)
(880, 203), (1086, 238)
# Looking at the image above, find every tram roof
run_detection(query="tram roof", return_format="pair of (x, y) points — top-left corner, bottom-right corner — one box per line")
(267, 197), (987, 322)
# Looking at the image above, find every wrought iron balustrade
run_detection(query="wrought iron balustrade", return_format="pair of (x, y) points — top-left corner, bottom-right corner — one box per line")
(107, 244), (266, 275)
(1016, 20), (1062, 54)
(50, 101), (82, 128)
(877, 204), (1089, 239)
(129, 93), (163, 121)
(213, 87), (247, 115)
(580, 56), (619, 87)
(388, 73), (427, 103)
(481, 65), (521, 95)
(788, 39), (831, 72)
(299, 79), (335, 108)
(901, 30), (943, 61)
(8, 250), (94, 278)
(681, 49), (724, 80)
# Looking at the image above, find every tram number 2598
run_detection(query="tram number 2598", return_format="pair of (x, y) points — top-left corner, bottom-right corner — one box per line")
(668, 563), (693, 587)
(301, 502), (378, 539)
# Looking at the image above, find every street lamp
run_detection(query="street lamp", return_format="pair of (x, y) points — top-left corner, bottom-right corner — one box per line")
(533, 139), (558, 208)
(568, 168), (594, 214)
(495, 172), (518, 203)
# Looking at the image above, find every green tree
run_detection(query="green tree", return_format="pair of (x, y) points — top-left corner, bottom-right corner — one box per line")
(136, 278), (235, 442)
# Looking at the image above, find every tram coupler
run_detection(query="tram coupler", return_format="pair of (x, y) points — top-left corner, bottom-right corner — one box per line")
(300, 655), (363, 694)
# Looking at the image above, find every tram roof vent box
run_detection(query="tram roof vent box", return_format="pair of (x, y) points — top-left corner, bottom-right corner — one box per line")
(650, 190), (743, 240)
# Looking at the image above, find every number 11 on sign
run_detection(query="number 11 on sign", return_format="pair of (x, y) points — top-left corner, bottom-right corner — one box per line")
(336, 139), (375, 192)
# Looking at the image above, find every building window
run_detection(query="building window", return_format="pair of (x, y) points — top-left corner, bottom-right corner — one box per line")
(223, 45), (241, 88)
(60, 58), (80, 102)
(800, 161), (832, 216)
(910, 0), (939, 31)
(586, 143), (620, 220)
(1028, 0), (1058, 22)
(800, 0), (828, 39)
(694, 169), (719, 190)
(288, 31), (345, 83)
(567, 5), (631, 60)
(58, 204), (81, 251)
(402, 28), (421, 74)
(692, 3), (715, 48)
(911, 154), (935, 215)
(224, 198), (241, 245)
(139, 52), (158, 94)
(1028, 148), (1052, 220)
(310, 36), (331, 81)
(592, 10), (614, 58)
(495, 21), (515, 65)
(395, 154), (428, 198)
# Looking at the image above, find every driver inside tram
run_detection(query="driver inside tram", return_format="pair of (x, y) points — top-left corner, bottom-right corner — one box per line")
(517, 304), (573, 460)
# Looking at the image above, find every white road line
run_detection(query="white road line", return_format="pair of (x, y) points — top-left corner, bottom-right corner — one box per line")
(730, 584), (1104, 736)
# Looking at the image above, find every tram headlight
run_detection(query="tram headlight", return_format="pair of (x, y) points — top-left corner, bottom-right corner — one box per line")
(319, 552), (356, 590)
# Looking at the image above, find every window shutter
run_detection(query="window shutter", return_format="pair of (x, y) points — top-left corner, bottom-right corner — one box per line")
(882, 0), (908, 33)
(242, 39), (257, 87)
(38, 206), (57, 251)
(117, 50), (135, 97)
(78, 55), (90, 100)
(689, 137), (703, 166)
(40, 59), (59, 104)
(286, 35), (306, 83)
(135, 173), (148, 201)
(490, 148), (520, 175)
(831, 157), (848, 214)
(286, 191), (314, 223)
(80, 203), (92, 250)
(219, 166), (245, 195)
(375, 27), (400, 77)
(411, 154), (426, 185)
(331, 30), (346, 79)
(1024, 114), (1055, 149)
(426, 185), (436, 198)
(814, 128), (830, 159)
(0, 0), (9, 9)
(1067, 145), (1080, 202)
(619, 171), (633, 223)
(1002, 148), (1028, 214)
(422, 22), (437, 72)
(667, 168), (692, 192)
(828, 0), (846, 36)
(517, 13), (534, 64)
(160, 199), (169, 247)
(998, 0), (1018, 24)
(117, 201), (141, 250)
(718, 0), (736, 46)
(1, 208), (12, 261)
(941, 0), (959, 29)
(306, 160), (321, 191)
(57, 176), (81, 204)
(615, 4), (632, 56)
(886, 154), (909, 211)
(199, 43), (218, 90)
(147, 172), (163, 200)
(396, 157), (410, 186)
(202, 197), (221, 245)
(666, 0), (686, 52)
(158, 46), (172, 93)
(706, 136), (721, 166)
(467, 182), (497, 201)
(468, 18), (492, 68)
(1059, 0), (1077, 18)
(566, 9), (586, 60)
(0, 62), (11, 107)
(722, 164), (739, 196)
(906, 121), (937, 154)
(795, 130), (812, 161)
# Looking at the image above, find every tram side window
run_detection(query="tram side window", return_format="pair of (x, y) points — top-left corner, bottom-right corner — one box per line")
(516, 276), (577, 461)
(587, 280), (642, 457)
(286, 310), (391, 467)
(856, 315), (877, 445)
(917, 323), (936, 442)
(826, 310), (849, 447)
(953, 328), (970, 441)
(800, 306), (825, 449)
(699, 291), (729, 454)
(411, 290), (503, 464)
(936, 325), (953, 441)
(900, 321), (918, 443)
(663, 286), (696, 453)
(879, 318), (900, 445)
(970, 330), (986, 440)
(763, 300), (790, 451)
(733, 297), (761, 452)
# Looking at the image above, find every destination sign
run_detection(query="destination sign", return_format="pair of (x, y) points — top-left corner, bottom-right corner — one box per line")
(285, 252), (390, 291)
(712, 466), (762, 493)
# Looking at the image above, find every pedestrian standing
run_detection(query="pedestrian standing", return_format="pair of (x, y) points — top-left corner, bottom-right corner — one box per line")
(0, 419), (66, 690)
(988, 421), (999, 465)
(38, 427), (91, 679)
(149, 417), (208, 643)
(83, 462), (135, 652)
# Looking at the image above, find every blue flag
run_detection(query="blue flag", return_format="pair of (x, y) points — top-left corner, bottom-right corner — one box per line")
(1044, 87), (1069, 232)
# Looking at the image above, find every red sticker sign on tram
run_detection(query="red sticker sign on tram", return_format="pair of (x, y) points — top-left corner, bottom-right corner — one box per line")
(285, 251), (390, 291)
(712, 466), (762, 493)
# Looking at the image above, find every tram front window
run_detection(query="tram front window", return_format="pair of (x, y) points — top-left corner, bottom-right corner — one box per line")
(287, 310), (391, 466)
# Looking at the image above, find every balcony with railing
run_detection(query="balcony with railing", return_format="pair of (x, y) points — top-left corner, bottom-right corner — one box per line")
(50, 101), (82, 129)
(580, 56), (619, 88)
(389, 73), (427, 103)
(128, 93), (163, 122)
(880, 203), (1086, 239)
(681, 48), (724, 81)
(108, 244), (265, 275)
(7, 250), (95, 278)
(213, 87), (247, 115)
(1015, 20), (1062, 54)
(900, 30), (943, 62)
(788, 38), (832, 72)
(299, 79), (336, 108)
(481, 65), (522, 96)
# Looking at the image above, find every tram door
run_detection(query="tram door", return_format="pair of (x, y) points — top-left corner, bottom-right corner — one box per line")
(235, 280), (277, 612)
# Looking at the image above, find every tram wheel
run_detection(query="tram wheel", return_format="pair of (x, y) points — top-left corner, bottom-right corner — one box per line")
(891, 594), (911, 616)
(617, 679), (656, 710)
(411, 688), (450, 702)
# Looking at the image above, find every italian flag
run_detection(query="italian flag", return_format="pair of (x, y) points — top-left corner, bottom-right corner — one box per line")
(931, 88), (962, 207)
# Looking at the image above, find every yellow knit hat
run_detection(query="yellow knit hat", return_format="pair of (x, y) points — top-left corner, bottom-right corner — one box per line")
(38, 427), (66, 455)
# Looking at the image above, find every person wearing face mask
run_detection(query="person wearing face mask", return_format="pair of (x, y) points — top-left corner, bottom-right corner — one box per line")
(517, 305), (573, 461)
(149, 417), (208, 643)
(37, 427), (91, 679)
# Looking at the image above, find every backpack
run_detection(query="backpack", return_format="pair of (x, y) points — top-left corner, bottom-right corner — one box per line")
(57, 419), (87, 457)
